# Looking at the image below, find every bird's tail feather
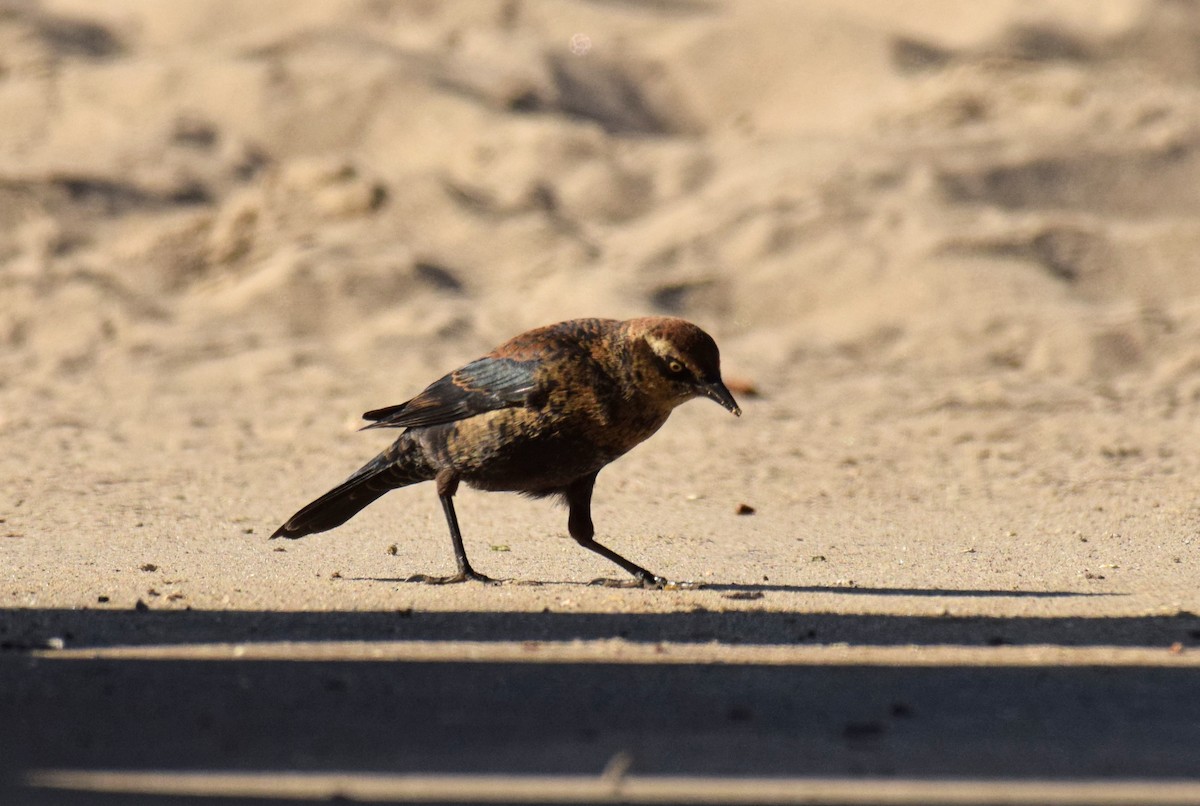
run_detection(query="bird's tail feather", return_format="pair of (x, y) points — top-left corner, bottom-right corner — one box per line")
(270, 438), (433, 540)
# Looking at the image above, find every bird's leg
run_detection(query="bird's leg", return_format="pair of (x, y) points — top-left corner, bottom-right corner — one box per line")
(408, 471), (497, 585)
(565, 472), (668, 589)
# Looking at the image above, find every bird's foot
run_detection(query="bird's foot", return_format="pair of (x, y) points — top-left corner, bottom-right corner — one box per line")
(407, 569), (500, 585)
(589, 574), (673, 590)
(589, 577), (637, 588)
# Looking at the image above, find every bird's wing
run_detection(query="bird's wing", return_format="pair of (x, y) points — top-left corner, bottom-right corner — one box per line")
(360, 357), (542, 429)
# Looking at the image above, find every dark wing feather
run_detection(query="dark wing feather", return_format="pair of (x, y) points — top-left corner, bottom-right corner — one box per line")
(361, 357), (541, 429)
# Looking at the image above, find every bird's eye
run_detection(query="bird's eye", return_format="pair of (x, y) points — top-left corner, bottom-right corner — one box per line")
(667, 360), (684, 374)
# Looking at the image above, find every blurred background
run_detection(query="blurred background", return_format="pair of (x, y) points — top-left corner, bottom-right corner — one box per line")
(7, 0), (1200, 405)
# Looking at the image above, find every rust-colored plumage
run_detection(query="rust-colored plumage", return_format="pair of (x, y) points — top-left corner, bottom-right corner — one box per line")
(270, 317), (740, 587)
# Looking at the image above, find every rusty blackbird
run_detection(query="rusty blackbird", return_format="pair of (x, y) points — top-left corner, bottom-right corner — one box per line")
(271, 317), (740, 587)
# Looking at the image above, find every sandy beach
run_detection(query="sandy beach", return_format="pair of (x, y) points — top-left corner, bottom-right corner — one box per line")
(3, 1), (1200, 802)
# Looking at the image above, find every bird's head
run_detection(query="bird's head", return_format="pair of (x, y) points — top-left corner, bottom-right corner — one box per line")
(625, 317), (741, 416)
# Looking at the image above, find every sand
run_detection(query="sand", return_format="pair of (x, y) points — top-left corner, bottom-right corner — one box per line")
(3, 0), (1200, 802)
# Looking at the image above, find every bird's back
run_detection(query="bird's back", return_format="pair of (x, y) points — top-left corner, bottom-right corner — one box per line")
(413, 318), (672, 494)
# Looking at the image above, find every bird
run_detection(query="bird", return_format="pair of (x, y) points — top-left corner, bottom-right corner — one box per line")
(270, 317), (741, 587)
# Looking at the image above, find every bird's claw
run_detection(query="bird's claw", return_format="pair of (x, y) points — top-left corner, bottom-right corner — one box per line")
(406, 570), (500, 585)
(589, 574), (677, 590)
(589, 577), (640, 588)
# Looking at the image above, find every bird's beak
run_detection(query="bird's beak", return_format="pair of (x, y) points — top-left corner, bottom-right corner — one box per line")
(701, 380), (741, 417)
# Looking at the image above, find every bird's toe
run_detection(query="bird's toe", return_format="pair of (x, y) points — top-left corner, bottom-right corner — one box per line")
(407, 570), (501, 585)
(589, 577), (636, 588)
(662, 579), (702, 591)
(589, 575), (670, 590)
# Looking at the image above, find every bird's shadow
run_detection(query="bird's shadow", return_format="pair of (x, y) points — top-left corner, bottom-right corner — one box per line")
(699, 582), (1122, 598)
(344, 576), (1118, 598)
